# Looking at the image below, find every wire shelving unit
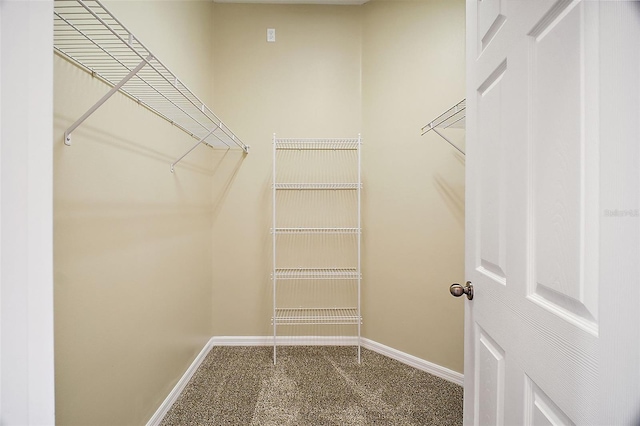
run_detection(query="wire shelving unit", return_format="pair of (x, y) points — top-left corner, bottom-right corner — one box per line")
(271, 135), (362, 364)
(53, 0), (248, 172)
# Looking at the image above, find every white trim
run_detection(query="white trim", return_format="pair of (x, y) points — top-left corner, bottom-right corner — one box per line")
(211, 335), (359, 346)
(360, 338), (464, 386)
(0, 3), (4, 416)
(210, 336), (463, 385)
(1, 2), (55, 424)
(146, 338), (216, 426)
(214, 0), (368, 5)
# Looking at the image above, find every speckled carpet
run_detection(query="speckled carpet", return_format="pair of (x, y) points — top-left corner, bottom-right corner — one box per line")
(160, 346), (463, 426)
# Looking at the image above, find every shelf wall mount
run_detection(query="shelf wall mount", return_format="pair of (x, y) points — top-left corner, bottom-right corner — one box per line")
(54, 0), (249, 172)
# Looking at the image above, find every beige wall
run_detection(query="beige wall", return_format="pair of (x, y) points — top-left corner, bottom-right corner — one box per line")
(361, 0), (466, 373)
(54, 2), (217, 425)
(210, 0), (465, 372)
(210, 4), (363, 336)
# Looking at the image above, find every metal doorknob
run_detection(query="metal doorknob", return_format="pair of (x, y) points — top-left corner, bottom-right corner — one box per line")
(450, 281), (473, 300)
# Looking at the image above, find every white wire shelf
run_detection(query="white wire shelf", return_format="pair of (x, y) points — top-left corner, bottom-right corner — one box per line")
(274, 268), (360, 280)
(273, 308), (361, 325)
(274, 228), (360, 234)
(274, 183), (360, 190)
(422, 99), (466, 134)
(53, 0), (248, 171)
(421, 98), (465, 155)
(275, 139), (360, 151)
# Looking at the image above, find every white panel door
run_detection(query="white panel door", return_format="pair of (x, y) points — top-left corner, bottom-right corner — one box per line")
(465, 1), (640, 425)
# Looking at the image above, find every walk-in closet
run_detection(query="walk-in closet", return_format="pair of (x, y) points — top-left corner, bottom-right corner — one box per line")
(4, 0), (640, 424)
(48, 0), (466, 423)
(52, 0), (464, 424)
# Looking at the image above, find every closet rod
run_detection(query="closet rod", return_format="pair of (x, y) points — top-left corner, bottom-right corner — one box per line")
(54, 0), (249, 171)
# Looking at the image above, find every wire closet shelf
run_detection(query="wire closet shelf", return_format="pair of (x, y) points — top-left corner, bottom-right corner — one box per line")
(274, 308), (361, 326)
(421, 98), (466, 155)
(274, 268), (360, 280)
(53, 0), (248, 172)
(274, 139), (360, 151)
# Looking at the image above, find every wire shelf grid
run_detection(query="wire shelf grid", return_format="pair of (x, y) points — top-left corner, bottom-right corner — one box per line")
(274, 228), (360, 234)
(274, 268), (360, 280)
(274, 183), (360, 190)
(421, 98), (465, 155)
(421, 98), (466, 135)
(275, 139), (360, 151)
(274, 308), (361, 325)
(53, 0), (248, 156)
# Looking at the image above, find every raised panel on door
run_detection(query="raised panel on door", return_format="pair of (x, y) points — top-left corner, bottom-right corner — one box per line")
(476, 61), (508, 286)
(474, 326), (505, 426)
(527, 0), (599, 336)
(525, 376), (575, 426)
(477, 0), (506, 54)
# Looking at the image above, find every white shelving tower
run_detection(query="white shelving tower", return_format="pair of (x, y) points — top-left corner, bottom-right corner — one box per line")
(272, 135), (362, 364)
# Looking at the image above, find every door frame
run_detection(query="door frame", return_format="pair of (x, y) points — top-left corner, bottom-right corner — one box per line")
(0, 1), (55, 423)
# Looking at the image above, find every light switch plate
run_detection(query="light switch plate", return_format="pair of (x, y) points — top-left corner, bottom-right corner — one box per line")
(267, 28), (275, 42)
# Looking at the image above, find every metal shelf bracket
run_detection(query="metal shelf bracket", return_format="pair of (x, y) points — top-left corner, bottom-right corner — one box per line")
(64, 56), (151, 146)
(170, 124), (219, 173)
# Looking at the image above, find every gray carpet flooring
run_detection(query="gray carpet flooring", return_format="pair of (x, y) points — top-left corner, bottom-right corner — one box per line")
(160, 346), (463, 425)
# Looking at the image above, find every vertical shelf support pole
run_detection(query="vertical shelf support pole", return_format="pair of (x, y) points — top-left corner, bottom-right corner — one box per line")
(64, 56), (151, 145)
(357, 134), (362, 364)
(272, 133), (278, 365)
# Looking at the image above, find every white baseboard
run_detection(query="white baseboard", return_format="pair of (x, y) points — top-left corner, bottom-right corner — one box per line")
(146, 337), (216, 426)
(210, 335), (359, 346)
(148, 335), (463, 425)
(360, 338), (464, 386)
(209, 336), (462, 385)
